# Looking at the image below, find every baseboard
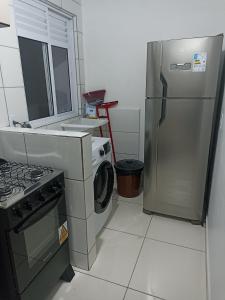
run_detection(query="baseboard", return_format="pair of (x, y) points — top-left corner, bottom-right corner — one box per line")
(205, 217), (211, 300)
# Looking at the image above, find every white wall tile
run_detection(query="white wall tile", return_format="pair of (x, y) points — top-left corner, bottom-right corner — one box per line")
(4, 87), (28, 123)
(70, 244), (96, 270)
(75, 59), (80, 85)
(113, 132), (139, 155)
(0, 47), (24, 87)
(0, 131), (27, 163)
(79, 59), (85, 84)
(68, 216), (88, 253)
(65, 176), (94, 219)
(0, 88), (9, 127)
(84, 175), (94, 218)
(109, 108), (140, 133)
(24, 133), (84, 180)
(87, 212), (96, 251)
(48, 0), (62, 7)
(70, 250), (89, 270)
(0, 6), (19, 49)
(116, 153), (138, 161)
(68, 213), (96, 255)
(65, 178), (86, 219)
(88, 243), (96, 269)
(74, 31), (79, 59)
(77, 32), (84, 59)
(81, 134), (92, 179)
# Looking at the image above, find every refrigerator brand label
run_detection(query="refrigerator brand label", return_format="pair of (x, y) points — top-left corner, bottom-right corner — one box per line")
(170, 63), (192, 71)
(192, 52), (207, 72)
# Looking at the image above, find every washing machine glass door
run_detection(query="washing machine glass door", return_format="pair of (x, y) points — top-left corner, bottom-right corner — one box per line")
(94, 161), (114, 214)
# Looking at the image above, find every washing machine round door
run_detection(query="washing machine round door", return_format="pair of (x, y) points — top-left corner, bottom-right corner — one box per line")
(94, 161), (114, 214)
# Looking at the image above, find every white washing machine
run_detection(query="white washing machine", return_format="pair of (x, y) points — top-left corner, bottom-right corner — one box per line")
(92, 137), (114, 235)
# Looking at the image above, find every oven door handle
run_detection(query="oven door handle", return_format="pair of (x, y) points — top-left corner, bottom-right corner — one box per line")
(14, 191), (64, 234)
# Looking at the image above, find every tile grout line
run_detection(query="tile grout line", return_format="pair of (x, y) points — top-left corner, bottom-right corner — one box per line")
(103, 226), (147, 238)
(146, 236), (206, 253)
(104, 210), (206, 253)
(75, 270), (128, 289)
(123, 215), (154, 300)
(128, 287), (167, 300)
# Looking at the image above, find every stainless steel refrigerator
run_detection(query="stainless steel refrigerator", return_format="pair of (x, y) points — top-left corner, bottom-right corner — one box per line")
(144, 35), (223, 223)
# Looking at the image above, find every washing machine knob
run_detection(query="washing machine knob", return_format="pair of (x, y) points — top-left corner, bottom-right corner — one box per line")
(99, 149), (105, 156)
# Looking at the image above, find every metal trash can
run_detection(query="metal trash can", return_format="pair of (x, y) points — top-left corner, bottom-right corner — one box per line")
(114, 159), (144, 198)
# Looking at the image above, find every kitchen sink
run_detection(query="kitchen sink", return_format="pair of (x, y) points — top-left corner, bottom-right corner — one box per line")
(61, 118), (108, 132)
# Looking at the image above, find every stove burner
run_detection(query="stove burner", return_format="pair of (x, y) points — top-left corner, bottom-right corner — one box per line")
(0, 165), (11, 173)
(0, 158), (7, 166)
(0, 186), (13, 197)
(30, 169), (44, 179)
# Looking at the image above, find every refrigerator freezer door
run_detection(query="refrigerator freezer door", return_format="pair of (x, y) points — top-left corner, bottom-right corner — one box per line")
(144, 98), (215, 221)
(161, 35), (223, 98)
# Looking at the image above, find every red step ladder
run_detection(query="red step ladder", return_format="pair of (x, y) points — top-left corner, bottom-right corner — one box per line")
(96, 101), (118, 163)
(83, 90), (118, 163)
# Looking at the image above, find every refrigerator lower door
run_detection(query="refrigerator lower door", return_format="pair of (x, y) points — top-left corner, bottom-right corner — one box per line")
(144, 98), (215, 221)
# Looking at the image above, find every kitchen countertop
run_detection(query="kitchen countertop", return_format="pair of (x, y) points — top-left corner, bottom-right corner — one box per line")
(0, 127), (90, 138)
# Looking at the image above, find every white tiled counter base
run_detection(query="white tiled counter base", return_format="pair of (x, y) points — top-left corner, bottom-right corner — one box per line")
(0, 128), (97, 271)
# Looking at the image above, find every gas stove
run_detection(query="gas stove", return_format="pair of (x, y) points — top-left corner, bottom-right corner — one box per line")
(0, 159), (61, 209)
(0, 159), (73, 300)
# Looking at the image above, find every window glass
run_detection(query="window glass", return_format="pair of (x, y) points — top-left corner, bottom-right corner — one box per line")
(18, 37), (54, 121)
(52, 46), (72, 114)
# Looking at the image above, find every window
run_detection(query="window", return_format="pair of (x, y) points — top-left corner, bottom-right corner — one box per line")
(52, 46), (72, 114)
(14, 0), (78, 125)
(19, 37), (54, 121)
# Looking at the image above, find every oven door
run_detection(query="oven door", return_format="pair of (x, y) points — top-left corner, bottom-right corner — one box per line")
(7, 190), (68, 294)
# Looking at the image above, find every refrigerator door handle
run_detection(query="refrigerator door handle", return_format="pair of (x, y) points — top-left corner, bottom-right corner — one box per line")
(159, 73), (168, 126)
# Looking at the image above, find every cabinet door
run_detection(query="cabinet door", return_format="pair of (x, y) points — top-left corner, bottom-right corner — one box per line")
(0, 0), (10, 28)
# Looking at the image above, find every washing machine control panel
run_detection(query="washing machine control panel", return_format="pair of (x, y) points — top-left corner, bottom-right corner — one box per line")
(92, 137), (112, 166)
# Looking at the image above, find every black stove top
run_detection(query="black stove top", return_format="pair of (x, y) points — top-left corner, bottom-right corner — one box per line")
(0, 160), (54, 205)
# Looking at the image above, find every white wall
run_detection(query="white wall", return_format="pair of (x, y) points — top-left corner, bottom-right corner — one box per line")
(207, 92), (225, 300)
(82, 0), (225, 160)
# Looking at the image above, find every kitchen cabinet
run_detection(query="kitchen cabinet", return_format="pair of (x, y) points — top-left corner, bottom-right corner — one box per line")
(0, 0), (10, 28)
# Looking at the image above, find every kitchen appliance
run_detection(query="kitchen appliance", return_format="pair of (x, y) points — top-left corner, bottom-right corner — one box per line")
(92, 137), (114, 234)
(0, 159), (74, 300)
(144, 35), (223, 223)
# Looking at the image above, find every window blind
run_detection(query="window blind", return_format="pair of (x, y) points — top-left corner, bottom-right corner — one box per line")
(14, 0), (71, 48)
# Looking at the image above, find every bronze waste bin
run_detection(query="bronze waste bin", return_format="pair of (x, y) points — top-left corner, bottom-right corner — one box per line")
(115, 159), (144, 198)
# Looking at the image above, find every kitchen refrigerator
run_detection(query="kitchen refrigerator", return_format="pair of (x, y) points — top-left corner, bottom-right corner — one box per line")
(144, 35), (223, 223)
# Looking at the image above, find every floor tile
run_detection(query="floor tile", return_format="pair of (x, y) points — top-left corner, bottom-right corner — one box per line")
(87, 228), (144, 286)
(125, 289), (156, 300)
(147, 215), (205, 251)
(105, 201), (152, 236)
(129, 239), (206, 300)
(47, 272), (126, 300)
(118, 193), (143, 205)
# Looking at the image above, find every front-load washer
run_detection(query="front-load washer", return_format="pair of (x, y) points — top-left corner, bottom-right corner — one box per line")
(92, 137), (114, 235)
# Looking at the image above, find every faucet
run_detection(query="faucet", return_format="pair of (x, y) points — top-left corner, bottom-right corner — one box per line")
(12, 120), (32, 128)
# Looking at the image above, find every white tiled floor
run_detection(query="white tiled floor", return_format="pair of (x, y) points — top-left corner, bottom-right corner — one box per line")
(49, 194), (207, 300)
(105, 201), (152, 236)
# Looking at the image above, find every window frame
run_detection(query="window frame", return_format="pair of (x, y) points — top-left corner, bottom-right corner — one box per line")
(15, 0), (79, 128)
